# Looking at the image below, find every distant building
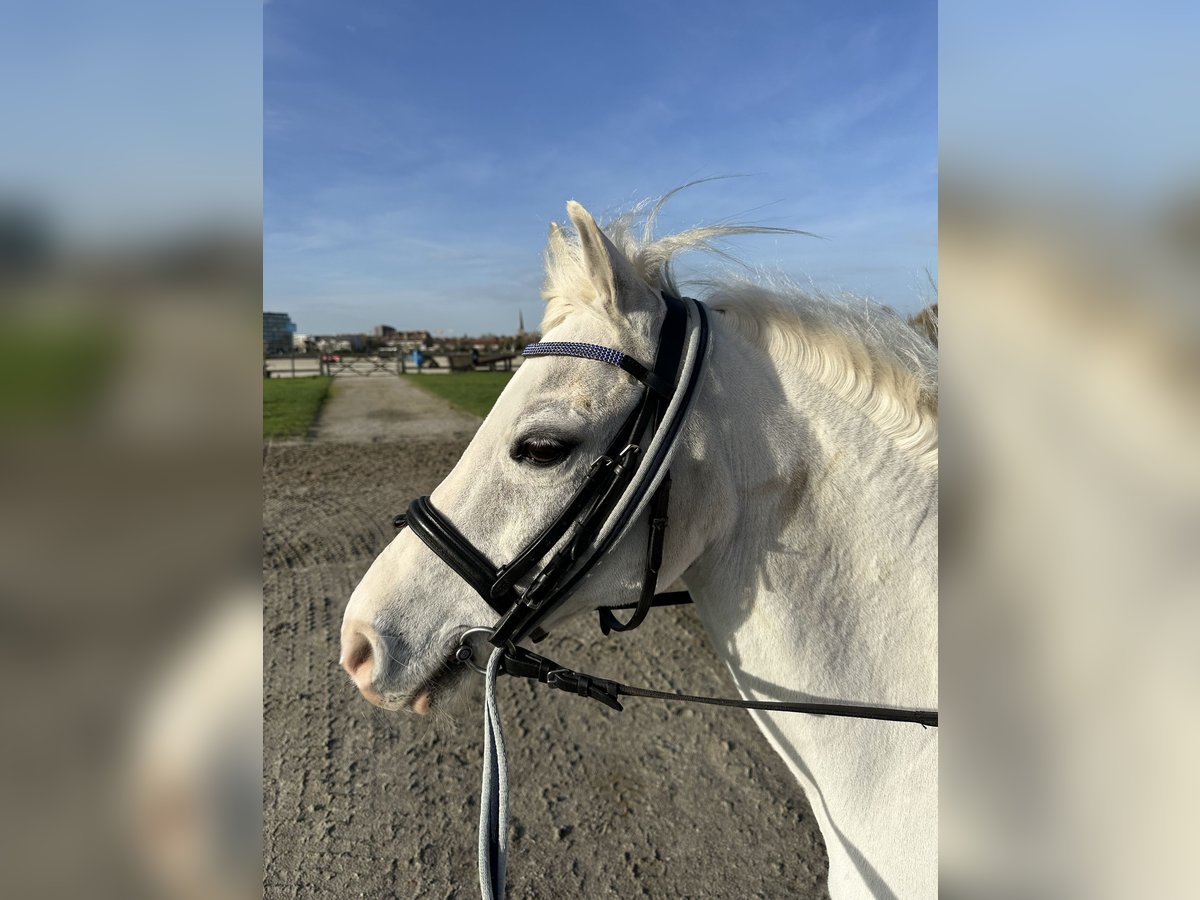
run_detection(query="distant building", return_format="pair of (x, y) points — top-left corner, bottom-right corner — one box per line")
(263, 311), (295, 353)
(292, 333), (314, 352)
(0, 201), (54, 280)
(373, 324), (396, 338)
(314, 333), (367, 353)
(385, 330), (433, 351)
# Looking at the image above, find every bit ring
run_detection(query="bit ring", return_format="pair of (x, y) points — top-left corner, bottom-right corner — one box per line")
(457, 626), (498, 675)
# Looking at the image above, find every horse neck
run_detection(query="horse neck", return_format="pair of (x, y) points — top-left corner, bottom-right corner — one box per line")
(676, 315), (938, 707)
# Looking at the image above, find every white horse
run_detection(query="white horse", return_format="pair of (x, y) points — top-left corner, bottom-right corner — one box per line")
(341, 197), (938, 899)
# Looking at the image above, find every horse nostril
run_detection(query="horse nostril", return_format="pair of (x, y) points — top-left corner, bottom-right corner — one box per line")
(341, 629), (375, 684)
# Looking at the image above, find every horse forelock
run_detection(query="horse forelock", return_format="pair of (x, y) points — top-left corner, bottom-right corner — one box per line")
(540, 190), (939, 466)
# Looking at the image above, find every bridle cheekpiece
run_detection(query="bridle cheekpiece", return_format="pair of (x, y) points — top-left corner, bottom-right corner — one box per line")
(400, 290), (707, 649)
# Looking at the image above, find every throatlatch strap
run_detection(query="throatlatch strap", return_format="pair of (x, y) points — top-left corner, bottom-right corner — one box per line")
(601, 591), (693, 612)
(597, 474), (673, 635)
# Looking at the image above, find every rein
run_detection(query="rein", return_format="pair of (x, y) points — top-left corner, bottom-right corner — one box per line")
(454, 629), (938, 727)
(390, 290), (937, 898)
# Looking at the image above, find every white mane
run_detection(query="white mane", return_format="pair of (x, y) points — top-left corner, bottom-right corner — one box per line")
(542, 193), (939, 467)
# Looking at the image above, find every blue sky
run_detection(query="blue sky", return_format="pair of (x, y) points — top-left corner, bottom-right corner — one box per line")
(2, 0), (260, 241)
(940, 2), (1200, 203)
(265, 0), (936, 336)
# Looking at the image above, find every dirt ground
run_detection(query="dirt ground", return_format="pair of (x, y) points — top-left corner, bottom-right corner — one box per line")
(311, 378), (482, 443)
(264, 386), (830, 898)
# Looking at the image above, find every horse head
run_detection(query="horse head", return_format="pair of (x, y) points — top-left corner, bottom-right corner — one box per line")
(339, 202), (698, 713)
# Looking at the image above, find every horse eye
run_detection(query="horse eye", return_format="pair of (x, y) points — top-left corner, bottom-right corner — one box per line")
(514, 437), (573, 467)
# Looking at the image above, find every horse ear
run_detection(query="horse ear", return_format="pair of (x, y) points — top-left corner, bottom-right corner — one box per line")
(545, 220), (569, 269)
(566, 200), (643, 315)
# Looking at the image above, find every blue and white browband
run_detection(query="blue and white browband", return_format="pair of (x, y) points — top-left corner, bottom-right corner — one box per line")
(522, 341), (626, 367)
(521, 341), (668, 397)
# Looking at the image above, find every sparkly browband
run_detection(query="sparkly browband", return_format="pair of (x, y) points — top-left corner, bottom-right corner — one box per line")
(521, 341), (668, 397)
(522, 341), (626, 367)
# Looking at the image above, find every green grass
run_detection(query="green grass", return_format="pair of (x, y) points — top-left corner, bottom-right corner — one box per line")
(263, 375), (332, 438)
(0, 321), (120, 429)
(402, 371), (514, 418)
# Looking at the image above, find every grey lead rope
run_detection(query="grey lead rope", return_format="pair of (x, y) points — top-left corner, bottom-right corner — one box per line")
(478, 648), (509, 900)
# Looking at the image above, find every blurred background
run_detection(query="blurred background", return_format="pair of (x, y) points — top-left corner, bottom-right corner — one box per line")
(0, 2), (261, 898)
(940, 2), (1199, 897)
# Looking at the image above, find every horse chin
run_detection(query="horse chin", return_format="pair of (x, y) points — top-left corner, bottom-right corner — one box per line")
(386, 649), (474, 717)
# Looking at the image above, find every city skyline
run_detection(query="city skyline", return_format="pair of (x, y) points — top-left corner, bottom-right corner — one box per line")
(278, 308), (536, 341)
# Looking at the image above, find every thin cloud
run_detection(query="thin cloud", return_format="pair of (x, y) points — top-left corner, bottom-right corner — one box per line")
(265, 3), (936, 334)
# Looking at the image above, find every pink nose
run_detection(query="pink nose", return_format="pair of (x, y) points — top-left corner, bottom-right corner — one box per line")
(341, 626), (379, 696)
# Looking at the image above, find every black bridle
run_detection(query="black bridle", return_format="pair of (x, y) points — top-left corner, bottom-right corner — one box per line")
(400, 289), (700, 648)
(392, 289), (937, 729)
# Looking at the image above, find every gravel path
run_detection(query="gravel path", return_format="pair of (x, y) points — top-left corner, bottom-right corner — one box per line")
(264, 388), (830, 898)
(312, 378), (482, 443)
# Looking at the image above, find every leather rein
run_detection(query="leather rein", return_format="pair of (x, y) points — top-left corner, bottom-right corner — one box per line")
(393, 290), (938, 730)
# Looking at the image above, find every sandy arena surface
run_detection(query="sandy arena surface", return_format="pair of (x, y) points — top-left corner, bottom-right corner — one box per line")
(264, 384), (830, 898)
